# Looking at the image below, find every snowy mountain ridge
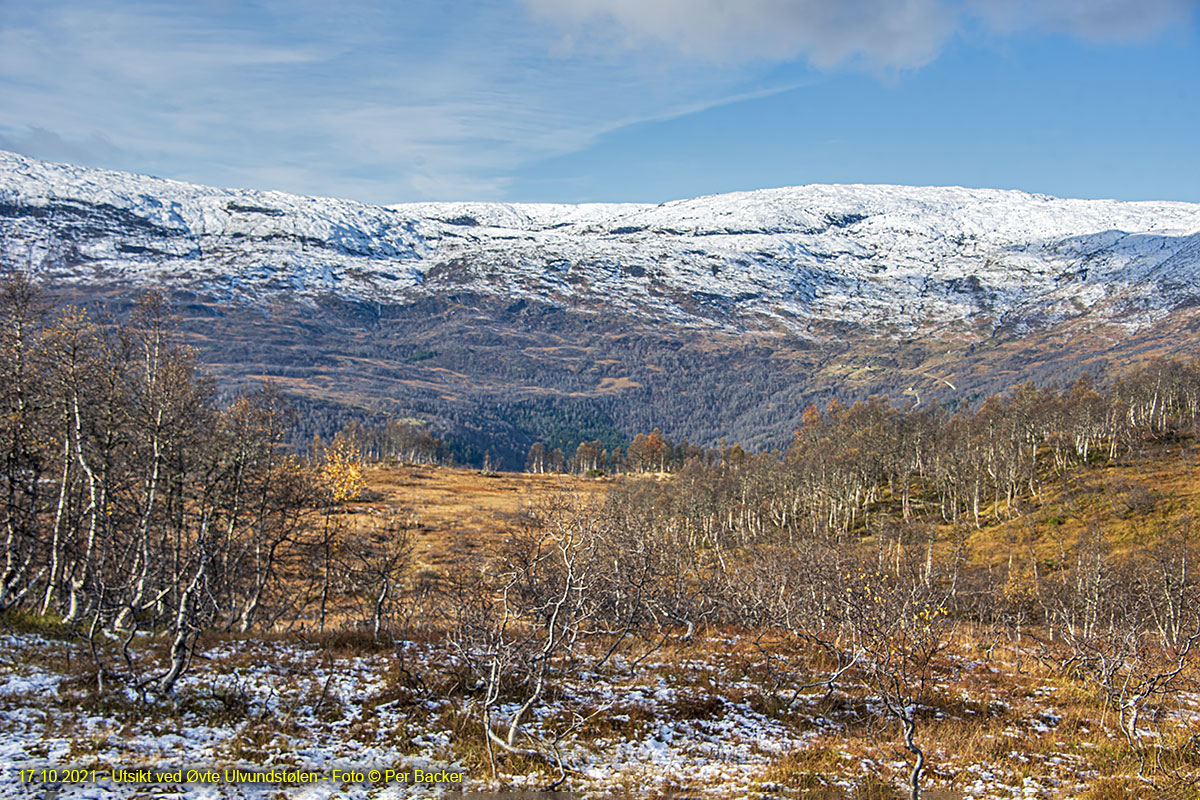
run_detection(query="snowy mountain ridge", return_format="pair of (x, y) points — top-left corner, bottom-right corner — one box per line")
(3, 149), (1200, 338)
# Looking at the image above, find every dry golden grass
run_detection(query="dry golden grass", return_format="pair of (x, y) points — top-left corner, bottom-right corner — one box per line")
(594, 376), (642, 392)
(311, 446), (1200, 796)
(14, 442), (1190, 796)
(898, 437), (1200, 574)
(343, 464), (606, 572)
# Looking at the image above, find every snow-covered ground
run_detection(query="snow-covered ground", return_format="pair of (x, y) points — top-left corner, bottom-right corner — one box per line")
(0, 629), (1164, 799)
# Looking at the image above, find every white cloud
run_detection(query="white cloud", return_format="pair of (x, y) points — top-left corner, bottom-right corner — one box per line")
(523, 0), (1196, 68)
(523, 0), (957, 69)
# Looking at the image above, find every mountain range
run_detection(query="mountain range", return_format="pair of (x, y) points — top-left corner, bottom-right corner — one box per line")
(3, 150), (1199, 466)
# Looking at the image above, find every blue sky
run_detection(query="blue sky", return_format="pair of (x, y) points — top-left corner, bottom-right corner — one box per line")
(1, 0), (1197, 204)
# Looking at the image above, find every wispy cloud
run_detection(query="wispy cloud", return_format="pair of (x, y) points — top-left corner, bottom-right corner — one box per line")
(0, 126), (125, 167)
(0, 0), (785, 202)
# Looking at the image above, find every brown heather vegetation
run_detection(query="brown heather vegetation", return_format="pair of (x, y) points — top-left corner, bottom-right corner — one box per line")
(7, 273), (1200, 797)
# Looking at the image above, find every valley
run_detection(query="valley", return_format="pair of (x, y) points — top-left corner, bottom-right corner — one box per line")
(4, 150), (1200, 466)
(4, 152), (1200, 799)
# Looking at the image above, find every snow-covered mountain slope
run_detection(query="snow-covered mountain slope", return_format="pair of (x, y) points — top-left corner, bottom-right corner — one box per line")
(4, 149), (1199, 338)
(7, 150), (1200, 465)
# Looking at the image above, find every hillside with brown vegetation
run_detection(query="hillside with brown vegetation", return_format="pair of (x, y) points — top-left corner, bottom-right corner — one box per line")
(5, 431), (1200, 798)
(6, 271), (1200, 798)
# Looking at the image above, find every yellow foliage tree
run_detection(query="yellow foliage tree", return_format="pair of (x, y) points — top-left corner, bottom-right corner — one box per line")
(319, 436), (366, 503)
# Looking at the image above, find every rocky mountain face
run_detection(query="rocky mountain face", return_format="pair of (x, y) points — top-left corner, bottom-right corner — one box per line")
(3, 150), (1200, 466)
